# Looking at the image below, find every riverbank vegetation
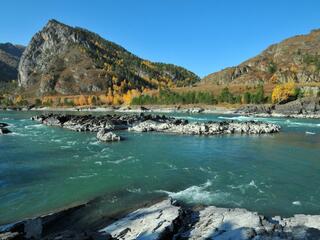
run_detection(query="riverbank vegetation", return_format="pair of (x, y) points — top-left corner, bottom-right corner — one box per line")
(0, 83), (319, 108)
(131, 85), (267, 105)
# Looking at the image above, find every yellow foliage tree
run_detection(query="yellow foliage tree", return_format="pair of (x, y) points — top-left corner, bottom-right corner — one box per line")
(73, 97), (80, 106)
(271, 82), (298, 103)
(87, 95), (96, 105)
(123, 89), (141, 105)
(78, 95), (88, 106)
(98, 88), (114, 105)
(112, 93), (123, 105)
(98, 94), (109, 105)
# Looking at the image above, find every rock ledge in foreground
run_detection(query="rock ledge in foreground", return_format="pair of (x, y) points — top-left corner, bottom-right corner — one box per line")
(2, 199), (320, 239)
(100, 199), (180, 240)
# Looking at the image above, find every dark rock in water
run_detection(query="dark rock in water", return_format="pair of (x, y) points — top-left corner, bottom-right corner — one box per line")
(31, 113), (176, 133)
(97, 129), (121, 142)
(185, 107), (205, 113)
(140, 106), (149, 111)
(0, 123), (9, 128)
(0, 123), (11, 135)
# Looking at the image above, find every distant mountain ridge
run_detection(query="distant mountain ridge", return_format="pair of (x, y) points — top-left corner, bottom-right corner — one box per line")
(202, 29), (320, 85)
(18, 19), (200, 95)
(0, 43), (25, 82)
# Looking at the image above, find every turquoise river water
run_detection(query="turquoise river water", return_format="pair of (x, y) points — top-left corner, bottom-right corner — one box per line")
(0, 110), (320, 225)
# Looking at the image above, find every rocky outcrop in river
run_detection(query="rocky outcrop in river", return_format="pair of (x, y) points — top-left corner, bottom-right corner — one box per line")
(31, 113), (174, 132)
(1, 199), (320, 240)
(0, 123), (11, 135)
(97, 129), (121, 142)
(31, 113), (280, 136)
(129, 120), (280, 135)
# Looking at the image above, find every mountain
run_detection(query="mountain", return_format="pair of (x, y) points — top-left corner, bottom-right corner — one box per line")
(18, 19), (200, 96)
(0, 43), (25, 83)
(202, 29), (320, 86)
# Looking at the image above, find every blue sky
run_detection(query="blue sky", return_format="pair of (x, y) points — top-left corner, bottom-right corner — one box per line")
(1, 0), (320, 77)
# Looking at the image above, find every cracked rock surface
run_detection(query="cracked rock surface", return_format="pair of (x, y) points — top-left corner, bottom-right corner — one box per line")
(174, 206), (320, 240)
(99, 199), (180, 240)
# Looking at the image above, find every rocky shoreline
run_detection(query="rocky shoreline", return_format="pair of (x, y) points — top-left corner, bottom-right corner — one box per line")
(31, 113), (281, 137)
(235, 97), (320, 119)
(1, 198), (320, 240)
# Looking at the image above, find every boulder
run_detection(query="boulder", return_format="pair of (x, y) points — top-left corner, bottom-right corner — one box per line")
(273, 97), (320, 116)
(274, 99), (303, 115)
(0, 123), (11, 135)
(0, 128), (11, 135)
(180, 206), (270, 240)
(186, 108), (205, 114)
(0, 123), (9, 128)
(99, 199), (181, 240)
(97, 129), (121, 142)
(175, 206), (320, 240)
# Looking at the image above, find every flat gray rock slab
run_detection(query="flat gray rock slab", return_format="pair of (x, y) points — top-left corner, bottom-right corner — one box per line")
(185, 206), (265, 240)
(278, 214), (320, 229)
(99, 199), (180, 240)
(183, 206), (320, 240)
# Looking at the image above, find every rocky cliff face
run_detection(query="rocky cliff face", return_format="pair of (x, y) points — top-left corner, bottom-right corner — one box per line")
(202, 29), (320, 85)
(0, 43), (25, 82)
(18, 19), (200, 95)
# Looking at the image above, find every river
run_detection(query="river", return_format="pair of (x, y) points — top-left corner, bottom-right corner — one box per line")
(0, 110), (319, 225)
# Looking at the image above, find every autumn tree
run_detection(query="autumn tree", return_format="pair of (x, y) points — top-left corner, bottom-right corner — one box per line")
(87, 95), (97, 105)
(271, 82), (299, 104)
(78, 95), (88, 106)
(112, 93), (123, 105)
(123, 89), (141, 105)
